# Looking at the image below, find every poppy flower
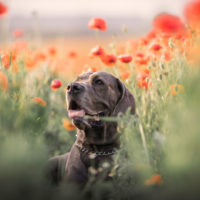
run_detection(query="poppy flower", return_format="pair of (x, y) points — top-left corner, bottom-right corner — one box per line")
(82, 64), (97, 73)
(13, 29), (23, 38)
(89, 45), (105, 58)
(118, 54), (132, 63)
(1, 54), (10, 68)
(48, 46), (57, 56)
(87, 67), (97, 72)
(135, 57), (149, 66)
(25, 54), (36, 69)
(135, 52), (144, 58)
(137, 69), (151, 90)
(140, 38), (149, 46)
(163, 51), (171, 61)
(12, 61), (18, 73)
(88, 18), (107, 31)
(184, 0), (200, 24)
(101, 54), (117, 66)
(68, 51), (77, 58)
(170, 84), (184, 96)
(34, 51), (46, 62)
(149, 43), (162, 51)
(145, 174), (163, 186)
(1, 51), (16, 68)
(0, 2), (8, 16)
(153, 13), (185, 36)
(137, 80), (149, 90)
(146, 29), (157, 40)
(25, 59), (35, 69)
(120, 71), (130, 80)
(137, 68), (151, 80)
(32, 97), (46, 106)
(51, 79), (62, 90)
(0, 72), (8, 91)
(63, 119), (76, 131)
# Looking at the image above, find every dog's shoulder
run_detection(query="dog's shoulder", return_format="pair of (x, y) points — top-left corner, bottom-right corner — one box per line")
(46, 153), (69, 184)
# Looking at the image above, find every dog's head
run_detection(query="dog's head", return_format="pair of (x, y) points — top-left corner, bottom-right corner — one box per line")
(66, 71), (135, 144)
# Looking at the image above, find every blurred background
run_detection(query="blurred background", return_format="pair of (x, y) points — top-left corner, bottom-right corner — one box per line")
(1, 0), (200, 199)
(1, 0), (191, 38)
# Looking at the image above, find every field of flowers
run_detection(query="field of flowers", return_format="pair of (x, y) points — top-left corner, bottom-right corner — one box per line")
(0, 1), (200, 199)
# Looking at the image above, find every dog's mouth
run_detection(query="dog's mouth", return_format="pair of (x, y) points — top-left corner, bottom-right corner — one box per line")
(68, 100), (105, 120)
(67, 100), (106, 129)
(68, 100), (85, 118)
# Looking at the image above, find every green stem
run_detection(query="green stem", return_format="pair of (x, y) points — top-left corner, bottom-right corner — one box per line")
(139, 123), (149, 163)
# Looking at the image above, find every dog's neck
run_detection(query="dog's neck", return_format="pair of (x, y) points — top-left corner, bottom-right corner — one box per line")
(75, 129), (119, 154)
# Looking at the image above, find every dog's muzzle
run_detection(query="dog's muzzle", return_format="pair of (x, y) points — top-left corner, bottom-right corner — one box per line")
(67, 83), (84, 95)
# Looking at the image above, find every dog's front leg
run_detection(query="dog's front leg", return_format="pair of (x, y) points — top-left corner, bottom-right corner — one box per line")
(65, 144), (88, 184)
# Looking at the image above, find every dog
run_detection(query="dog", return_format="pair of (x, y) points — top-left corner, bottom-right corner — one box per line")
(47, 71), (135, 185)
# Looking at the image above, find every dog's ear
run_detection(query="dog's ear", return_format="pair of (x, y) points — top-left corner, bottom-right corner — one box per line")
(112, 78), (135, 116)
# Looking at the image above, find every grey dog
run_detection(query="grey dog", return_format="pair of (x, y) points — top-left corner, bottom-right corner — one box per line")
(47, 71), (135, 185)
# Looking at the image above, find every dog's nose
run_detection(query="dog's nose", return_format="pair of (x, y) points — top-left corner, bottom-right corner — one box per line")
(67, 83), (84, 94)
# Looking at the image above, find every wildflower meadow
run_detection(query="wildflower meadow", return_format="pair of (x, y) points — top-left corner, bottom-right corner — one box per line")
(0, 0), (200, 199)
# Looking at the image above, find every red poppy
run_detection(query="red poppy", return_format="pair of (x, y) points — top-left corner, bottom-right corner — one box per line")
(13, 29), (23, 38)
(0, 2), (8, 16)
(137, 80), (149, 90)
(51, 79), (62, 90)
(68, 51), (77, 58)
(120, 71), (130, 80)
(184, 0), (200, 24)
(82, 64), (97, 73)
(101, 54), (116, 66)
(0, 72), (8, 91)
(146, 29), (157, 40)
(118, 54), (132, 63)
(12, 61), (18, 73)
(170, 84), (184, 96)
(149, 43), (162, 51)
(32, 97), (46, 106)
(1, 54), (10, 68)
(137, 68), (151, 80)
(145, 174), (163, 186)
(140, 38), (149, 46)
(1, 51), (16, 68)
(25, 55), (36, 69)
(153, 13), (185, 36)
(135, 57), (149, 66)
(135, 52), (144, 58)
(88, 18), (107, 31)
(35, 51), (46, 62)
(137, 68), (151, 90)
(87, 67), (97, 72)
(48, 46), (57, 56)
(89, 45), (105, 58)
(164, 51), (171, 61)
(63, 119), (76, 131)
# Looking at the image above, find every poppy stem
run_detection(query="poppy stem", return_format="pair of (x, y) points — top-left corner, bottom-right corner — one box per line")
(139, 123), (150, 163)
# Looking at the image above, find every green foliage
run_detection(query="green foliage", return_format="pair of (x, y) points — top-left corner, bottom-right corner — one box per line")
(0, 54), (200, 199)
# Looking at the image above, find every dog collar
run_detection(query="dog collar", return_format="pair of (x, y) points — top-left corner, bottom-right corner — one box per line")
(75, 143), (117, 157)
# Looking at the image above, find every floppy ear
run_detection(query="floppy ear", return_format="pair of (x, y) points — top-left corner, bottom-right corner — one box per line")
(112, 78), (135, 116)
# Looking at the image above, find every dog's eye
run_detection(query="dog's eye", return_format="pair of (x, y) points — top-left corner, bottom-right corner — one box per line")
(94, 79), (104, 85)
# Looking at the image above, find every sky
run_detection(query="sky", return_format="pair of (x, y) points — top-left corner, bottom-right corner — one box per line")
(9, 0), (190, 19)
(5, 0), (191, 36)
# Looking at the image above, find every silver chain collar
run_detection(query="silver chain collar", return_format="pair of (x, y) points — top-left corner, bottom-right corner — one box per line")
(76, 144), (117, 157)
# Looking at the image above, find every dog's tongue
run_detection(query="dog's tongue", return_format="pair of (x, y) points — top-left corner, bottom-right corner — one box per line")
(68, 109), (85, 119)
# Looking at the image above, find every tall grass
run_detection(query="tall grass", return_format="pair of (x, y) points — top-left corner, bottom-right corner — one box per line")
(1, 2), (200, 197)
(0, 38), (200, 199)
